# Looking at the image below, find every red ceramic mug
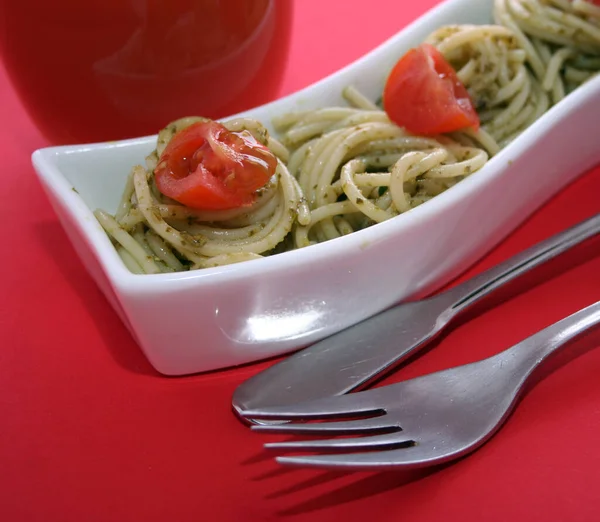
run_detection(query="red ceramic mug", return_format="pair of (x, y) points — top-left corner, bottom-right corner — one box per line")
(0, 0), (293, 144)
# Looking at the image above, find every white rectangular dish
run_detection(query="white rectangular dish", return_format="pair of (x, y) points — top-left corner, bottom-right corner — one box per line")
(32, 0), (600, 375)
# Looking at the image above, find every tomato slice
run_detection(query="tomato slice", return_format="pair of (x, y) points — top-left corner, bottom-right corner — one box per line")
(383, 43), (479, 135)
(155, 121), (277, 210)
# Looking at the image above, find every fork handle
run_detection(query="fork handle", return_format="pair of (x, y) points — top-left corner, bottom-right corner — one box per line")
(496, 299), (600, 391)
(444, 213), (600, 313)
(233, 214), (600, 420)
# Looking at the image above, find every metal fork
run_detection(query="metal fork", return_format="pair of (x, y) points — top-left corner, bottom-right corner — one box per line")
(234, 213), (600, 419)
(239, 300), (600, 470)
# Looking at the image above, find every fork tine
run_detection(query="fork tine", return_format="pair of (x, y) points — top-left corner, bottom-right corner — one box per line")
(275, 444), (424, 470)
(239, 390), (384, 421)
(251, 414), (395, 434)
(264, 431), (413, 451)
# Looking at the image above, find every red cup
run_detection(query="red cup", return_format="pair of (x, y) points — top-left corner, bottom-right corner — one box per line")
(0, 0), (293, 144)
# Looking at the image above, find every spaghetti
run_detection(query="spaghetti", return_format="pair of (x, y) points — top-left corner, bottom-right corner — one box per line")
(95, 0), (600, 274)
(494, 0), (600, 101)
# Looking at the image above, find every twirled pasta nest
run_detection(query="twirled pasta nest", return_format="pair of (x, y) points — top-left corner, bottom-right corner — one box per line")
(94, 0), (600, 274)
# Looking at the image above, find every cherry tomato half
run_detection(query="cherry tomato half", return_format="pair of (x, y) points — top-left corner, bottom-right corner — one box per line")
(383, 43), (479, 135)
(155, 121), (277, 210)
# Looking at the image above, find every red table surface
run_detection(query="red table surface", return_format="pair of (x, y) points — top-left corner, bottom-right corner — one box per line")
(2, 1), (600, 520)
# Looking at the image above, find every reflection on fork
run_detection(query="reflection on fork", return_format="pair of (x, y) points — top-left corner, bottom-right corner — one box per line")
(239, 300), (600, 470)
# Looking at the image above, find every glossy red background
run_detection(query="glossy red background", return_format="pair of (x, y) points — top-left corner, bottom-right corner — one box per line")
(2, 1), (600, 520)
